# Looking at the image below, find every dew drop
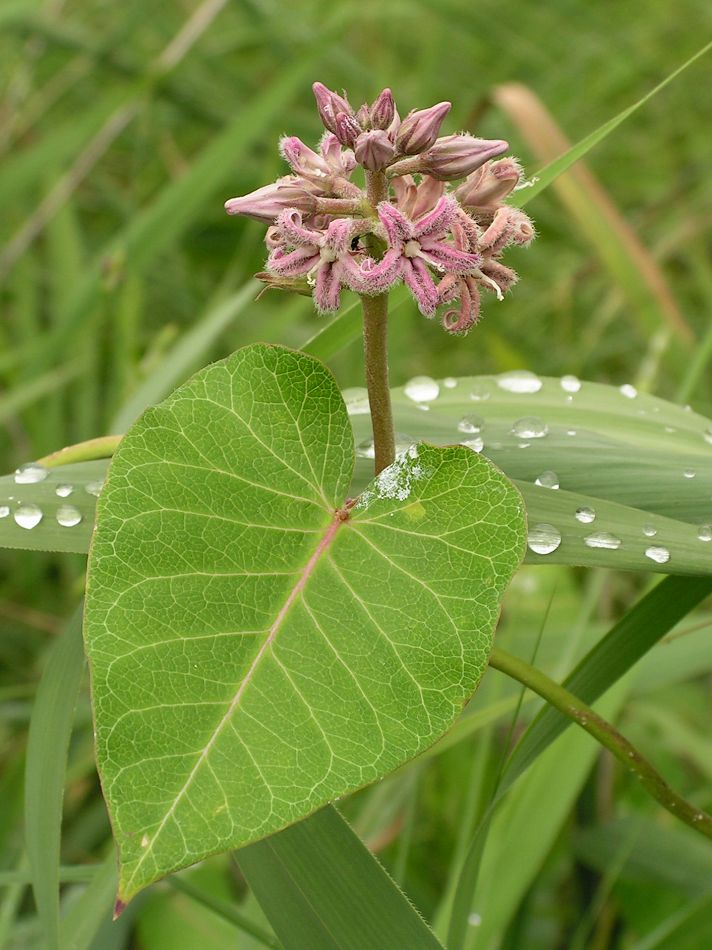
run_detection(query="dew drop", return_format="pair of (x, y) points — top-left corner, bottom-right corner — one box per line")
(343, 387), (370, 416)
(14, 504), (43, 529)
(497, 370), (543, 394)
(55, 484), (74, 498)
(443, 377), (457, 389)
(535, 470), (559, 489)
(56, 504), (82, 527)
(404, 375), (439, 403)
(0, 505), (9, 519)
(469, 383), (491, 401)
(527, 523), (562, 555)
(584, 531), (622, 550)
(704, 427), (712, 446)
(664, 426), (676, 434)
(575, 506), (596, 524)
(643, 524), (657, 538)
(14, 463), (48, 485)
(85, 480), (104, 497)
(645, 545), (670, 564)
(619, 384), (638, 399)
(698, 525), (712, 542)
(468, 913), (482, 927)
(457, 415), (484, 434)
(560, 374), (581, 394)
(683, 469), (696, 479)
(566, 429), (577, 436)
(461, 437), (484, 453)
(512, 416), (548, 439)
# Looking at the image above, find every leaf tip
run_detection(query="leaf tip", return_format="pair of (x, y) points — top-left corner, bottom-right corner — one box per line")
(113, 897), (127, 920)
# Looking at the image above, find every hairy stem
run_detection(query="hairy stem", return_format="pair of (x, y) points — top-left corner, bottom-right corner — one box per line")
(488, 646), (712, 841)
(361, 169), (395, 475)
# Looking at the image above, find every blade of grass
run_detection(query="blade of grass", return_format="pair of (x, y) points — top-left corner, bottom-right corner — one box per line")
(493, 82), (692, 344)
(58, 852), (118, 950)
(25, 606), (85, 950)
(238, 805), (443, 950)
(166, 876), (279, 949)
(510, 40), (712, 209)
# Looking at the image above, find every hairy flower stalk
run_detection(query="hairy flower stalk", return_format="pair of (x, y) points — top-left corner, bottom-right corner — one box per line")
(224, 83), (535, 472)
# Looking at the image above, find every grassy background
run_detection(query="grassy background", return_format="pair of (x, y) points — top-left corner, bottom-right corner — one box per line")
(1, 1), (711, 947)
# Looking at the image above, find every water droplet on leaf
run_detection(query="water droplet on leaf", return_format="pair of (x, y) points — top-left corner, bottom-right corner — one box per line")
(512, 416), (548, 439)
(698, 525), (712, 542)
(14, 504), (43, 529)
(683, 469), (696, 479)
(497, 370), (542, 394)
(619, 384), (637, 399)
(56, 504), (82, 527)
(404, 375), (439, 403)
(575, 507), (596, 524)
(469, 383), (491, 401)
(460, 437), (484, 453)
(56, 484), (74, 497)
(443, 377), (457, 389)
(527, 523), (561, 555)
(0, 505), (9, 518)
(584, 531), (622, 550)
(85, 480), (104, 497)
(535, 470), (559, 489)
(560, 375), (581, 393)
(14, 463), (48, 485)
(457, 415), (484, 434)
(645, 545), (670, 564)
(643, 524), (657, 538)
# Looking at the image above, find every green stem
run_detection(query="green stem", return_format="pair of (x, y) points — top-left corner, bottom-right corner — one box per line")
(488, 646), (712, 841)
(361, 169), (395, 475)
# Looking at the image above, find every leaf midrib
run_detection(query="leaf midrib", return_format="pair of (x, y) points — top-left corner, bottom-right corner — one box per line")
(120, 504), (349, 898)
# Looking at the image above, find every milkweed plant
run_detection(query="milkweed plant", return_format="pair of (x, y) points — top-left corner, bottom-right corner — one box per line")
(7, 74), (712, 947)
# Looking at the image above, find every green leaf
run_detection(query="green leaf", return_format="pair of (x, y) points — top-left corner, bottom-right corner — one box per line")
(84, 344), (526, 902)
(0, 460), (107, 554)
(25, 608), (85, 949)
(239, 805), (444, 950)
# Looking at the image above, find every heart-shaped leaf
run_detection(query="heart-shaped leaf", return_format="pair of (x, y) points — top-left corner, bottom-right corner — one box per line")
(84, 344), (525, 901)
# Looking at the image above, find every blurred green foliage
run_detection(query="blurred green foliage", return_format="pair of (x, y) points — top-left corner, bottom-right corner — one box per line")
(1, 1), (711, 947)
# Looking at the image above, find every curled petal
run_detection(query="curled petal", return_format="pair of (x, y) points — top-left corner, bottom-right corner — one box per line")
(403, 258), (439, 316)
(276, 208), (323, 247)
(479, 207), (512, 252)
(477, 260), (519, 297)
(418, 238), (481, 275)
(267, 245), (318, 277)
(441, 278), (481, 334)
(377, 201), (413, 247)
(313, 262), (343, 313)
(412, 195), (458, 239)
(322, 218), (354, 256)
(279, 136), (331, 178)
(357, 249), (403, 294)
(437, 273), (460, 304)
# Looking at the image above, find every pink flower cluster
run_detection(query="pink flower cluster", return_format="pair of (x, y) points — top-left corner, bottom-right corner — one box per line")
(224, 83), (535, 333)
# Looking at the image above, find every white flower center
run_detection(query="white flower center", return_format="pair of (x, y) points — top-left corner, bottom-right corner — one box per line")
(319, 246), (339, 263)
(404, 239), (421, 259)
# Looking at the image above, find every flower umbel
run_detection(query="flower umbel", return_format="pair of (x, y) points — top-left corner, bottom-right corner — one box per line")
(224, 83), (535, 329)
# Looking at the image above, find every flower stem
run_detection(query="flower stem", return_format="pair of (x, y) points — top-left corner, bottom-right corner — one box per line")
(488, 646), (712, 840)
(361, 169), (395, 476)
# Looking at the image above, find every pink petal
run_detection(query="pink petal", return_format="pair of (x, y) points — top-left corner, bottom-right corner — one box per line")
(412, 195), (457, 239)
(276, 208), (322, 247)
(313, 262), (342, 313)
(322, 218), (353, 256)
(441, 278), (480, 334)
(357, 248), (403, 293)
(267, 246), (318, 277)
(377, 201), (413, 248)
(403, 258), (439, 316)
(418, 238), (481, 275)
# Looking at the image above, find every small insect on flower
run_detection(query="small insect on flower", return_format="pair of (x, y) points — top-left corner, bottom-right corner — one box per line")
(224, 83), (535, 329)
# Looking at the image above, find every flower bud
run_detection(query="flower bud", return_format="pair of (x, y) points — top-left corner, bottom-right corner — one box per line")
(224, 178), (316, 223)
(454, 157), (523, 208)
(356, 103), (371, 127)
(354, 130), (396, 171)
(312, 82), (353, 134)
(395, 101), (451, 154)
(335, 111), (361, 149)
(370, 88), (395, 130)
(279, 136), (331, 178)
(421, 135), (509, 180)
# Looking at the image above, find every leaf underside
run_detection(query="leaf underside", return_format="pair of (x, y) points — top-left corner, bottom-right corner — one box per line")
(84, 345), (525, 900)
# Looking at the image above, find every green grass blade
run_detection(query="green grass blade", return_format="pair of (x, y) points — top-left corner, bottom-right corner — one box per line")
(238, 805), (443, 950)
(58, 853), (118, 950)
(500, 575), (712, 792)
(511, 40), (712, 208)
(25, 607), (85, 949)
